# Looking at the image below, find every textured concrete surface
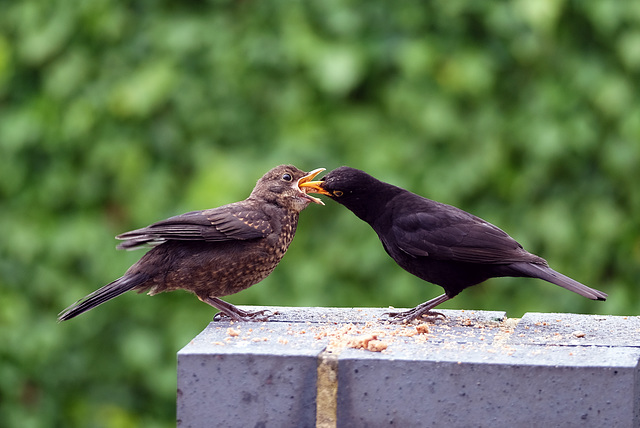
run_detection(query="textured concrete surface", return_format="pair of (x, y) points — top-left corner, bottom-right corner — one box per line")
(177, 307), (640, 428)
(177, 321), (328, 428)
(510, 312), (640, 347)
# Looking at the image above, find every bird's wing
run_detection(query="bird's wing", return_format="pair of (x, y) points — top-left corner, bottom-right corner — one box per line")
(390, 208), (534, 264)
(116, 205), (272, 250)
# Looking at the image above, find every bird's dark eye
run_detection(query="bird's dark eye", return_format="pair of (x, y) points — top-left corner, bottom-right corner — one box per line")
(282, 173), (292, 182)
(333, 190), (343, 197)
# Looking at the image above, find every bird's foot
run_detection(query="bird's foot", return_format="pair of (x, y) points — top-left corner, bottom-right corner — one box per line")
(382, 294), (451, 324)
(201, 296), (276, 322)
(382, 309), (446, 324)
(213, 309), (274, 322)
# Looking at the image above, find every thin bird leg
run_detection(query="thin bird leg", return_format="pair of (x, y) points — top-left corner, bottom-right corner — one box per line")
(198, 295), (272, 322)
(383, 293), (452, 323)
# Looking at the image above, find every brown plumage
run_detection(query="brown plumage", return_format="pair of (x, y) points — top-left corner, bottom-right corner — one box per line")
(58, 165), (325, 322)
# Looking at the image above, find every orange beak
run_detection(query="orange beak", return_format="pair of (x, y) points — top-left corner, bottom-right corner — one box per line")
(297, 168), (327, 205)
(299, 178), (332, 197)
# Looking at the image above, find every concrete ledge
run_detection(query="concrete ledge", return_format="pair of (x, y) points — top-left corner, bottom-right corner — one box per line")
(177, 307), (640, 428)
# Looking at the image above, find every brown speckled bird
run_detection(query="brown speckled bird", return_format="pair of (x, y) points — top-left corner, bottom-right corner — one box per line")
(58, 165), (325, 322)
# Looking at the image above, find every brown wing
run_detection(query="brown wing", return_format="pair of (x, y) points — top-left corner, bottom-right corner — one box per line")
(116, 203), (272, 250)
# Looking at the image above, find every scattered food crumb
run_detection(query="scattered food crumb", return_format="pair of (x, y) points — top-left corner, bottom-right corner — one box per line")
(347, 334), (377, 349)
(573, 331), (586, 338)
(416, 324), (430, 334)
(227, 328), (240, 337)
(367, 340), (388, 352)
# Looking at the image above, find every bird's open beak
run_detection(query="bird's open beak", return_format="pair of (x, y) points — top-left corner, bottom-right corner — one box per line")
(298, 168), (327, 205)
(299, 177), (332, 198)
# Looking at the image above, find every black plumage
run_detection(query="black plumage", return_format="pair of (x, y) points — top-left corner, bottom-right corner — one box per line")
(301, 166), (607, 322)
(58, 165), (325, 322)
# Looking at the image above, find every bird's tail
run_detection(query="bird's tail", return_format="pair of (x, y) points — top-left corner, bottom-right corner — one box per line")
(510, 262), (607, 301)
(58, 273), (149, 321)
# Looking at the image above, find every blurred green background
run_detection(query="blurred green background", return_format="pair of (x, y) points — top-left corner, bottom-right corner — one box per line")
(1, 1), (639, 427)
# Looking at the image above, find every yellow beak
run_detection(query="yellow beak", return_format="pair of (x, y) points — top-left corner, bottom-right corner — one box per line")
(298, 168), (327, 204)
(299, 179), (332, 197)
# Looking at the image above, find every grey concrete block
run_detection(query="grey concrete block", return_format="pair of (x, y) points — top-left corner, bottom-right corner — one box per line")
(177, 321), (328, 428)
(337, 345), (640, 428)
(510, 312), (640, 347)
(177, 307), (640, 428)
(335, 310), (640, 427)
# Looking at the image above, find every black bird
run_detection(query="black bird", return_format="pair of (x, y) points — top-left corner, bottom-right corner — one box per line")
(58, 165), (325, 322)
(301, 166), (607, 322)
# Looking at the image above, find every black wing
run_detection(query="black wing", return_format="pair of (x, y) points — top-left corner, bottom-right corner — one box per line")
(116, 203), (272, 250)
(387, 199), (539, 264)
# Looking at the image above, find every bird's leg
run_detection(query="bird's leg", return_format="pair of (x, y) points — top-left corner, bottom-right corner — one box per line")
(198, 295), (273, 322)
(383, 294), (451, 323)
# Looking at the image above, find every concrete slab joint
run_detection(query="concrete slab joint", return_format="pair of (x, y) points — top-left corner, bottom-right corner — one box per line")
(177, 307), (640, 428)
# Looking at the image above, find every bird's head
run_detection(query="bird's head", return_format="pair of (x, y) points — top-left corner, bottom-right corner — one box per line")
(299, 166), (392, 222)
(251, 165), (326, 212)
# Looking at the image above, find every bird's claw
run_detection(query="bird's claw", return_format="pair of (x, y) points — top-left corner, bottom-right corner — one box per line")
(382, 309), (446, 324)
(213, 309), (274, 322)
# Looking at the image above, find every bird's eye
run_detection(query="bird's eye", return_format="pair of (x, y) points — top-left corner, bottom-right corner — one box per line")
(333, 190), (343, 197)
(282, 173), (292, 182)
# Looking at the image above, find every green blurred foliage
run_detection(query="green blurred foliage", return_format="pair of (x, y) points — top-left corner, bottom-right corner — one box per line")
(1, 1), (639, 426)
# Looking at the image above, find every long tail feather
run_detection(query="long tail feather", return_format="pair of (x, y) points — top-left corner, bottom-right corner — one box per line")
(58, 273), (148, 321)
(510, 262), (607, 301)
